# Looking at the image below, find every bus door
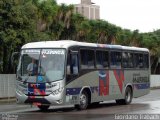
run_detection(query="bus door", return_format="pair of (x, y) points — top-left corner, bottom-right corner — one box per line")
(67, 51), (79, 81)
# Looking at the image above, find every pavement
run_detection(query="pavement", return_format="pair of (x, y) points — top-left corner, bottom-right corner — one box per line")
(0, 89), (160, 120)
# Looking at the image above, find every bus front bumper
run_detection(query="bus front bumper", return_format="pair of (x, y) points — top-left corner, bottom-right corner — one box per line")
(16, 89), (64, 105)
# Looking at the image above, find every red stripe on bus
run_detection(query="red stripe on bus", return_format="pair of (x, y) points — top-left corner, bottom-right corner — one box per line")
(113, 70), (124, 93)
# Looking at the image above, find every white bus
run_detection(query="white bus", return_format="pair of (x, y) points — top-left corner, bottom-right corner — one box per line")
(16, 40), (150, 111)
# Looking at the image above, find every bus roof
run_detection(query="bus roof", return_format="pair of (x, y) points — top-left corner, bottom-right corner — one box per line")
(22, 40), (149, 52)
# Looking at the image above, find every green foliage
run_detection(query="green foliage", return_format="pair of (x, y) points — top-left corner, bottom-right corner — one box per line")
(0, 0), (40, 73)
(0, 0), (160, 73)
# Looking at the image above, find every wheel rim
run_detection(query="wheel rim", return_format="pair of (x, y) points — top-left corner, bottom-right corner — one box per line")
(80, 93), (87, 108)
(126, 90), (131, 102)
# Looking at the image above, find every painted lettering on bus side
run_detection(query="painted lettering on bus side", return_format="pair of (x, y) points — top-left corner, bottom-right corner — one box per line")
(133, 74), (149, 83)
(133, 73), (150, 90)
(99, 70), (109, 96)
(113, 70), (124, 93)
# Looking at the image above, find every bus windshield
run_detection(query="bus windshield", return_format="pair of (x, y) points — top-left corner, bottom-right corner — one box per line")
(17, 49), (65, 82)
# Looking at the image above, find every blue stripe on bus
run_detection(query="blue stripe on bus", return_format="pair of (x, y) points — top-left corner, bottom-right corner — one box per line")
(66, 88), (81, 95)
(66, 86), (99, 95)
(134, 83), (150, 89)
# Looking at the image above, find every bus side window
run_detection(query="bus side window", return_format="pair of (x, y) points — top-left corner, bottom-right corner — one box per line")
(88, 50), (95, 69)
(134, 53), (144, 68)
(128, 53), (134, 68)
(110, 51), (121, 69)
(122, 52), (128, 68)
(122, 52), (134, 68)
(134, 54), (139, 68)
(80, 49), (95, 69)
(144, 54), (149, 68)
(71, 54), (79, 75)
(139, 54), (144, 68)
(80, 50), (88, 69)
(96, 50), (109, 69)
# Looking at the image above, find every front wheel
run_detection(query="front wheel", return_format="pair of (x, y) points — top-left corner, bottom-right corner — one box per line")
(75, 91), (88, 110)
(38, 105), (50, 111)
(116, 87), (133, 105)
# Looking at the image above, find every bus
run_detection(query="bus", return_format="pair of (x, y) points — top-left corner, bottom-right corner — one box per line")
(16, 40), (150, 111)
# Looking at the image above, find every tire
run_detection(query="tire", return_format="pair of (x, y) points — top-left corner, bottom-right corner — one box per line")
(38, 105), (50, 111)
(116, 87), (133, 105)
(75, 91), (89, 110)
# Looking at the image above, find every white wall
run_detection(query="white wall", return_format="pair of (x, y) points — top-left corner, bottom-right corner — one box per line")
(0, 74), (16, 98)
(150, 75), (160, 87)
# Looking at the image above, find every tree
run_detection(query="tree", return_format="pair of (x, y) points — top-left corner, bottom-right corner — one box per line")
(50, 4), (75, 40)
(0, 0), (38, 73)
(35, 0), (58, 32)
(141, 32), (160, 74)
(58, 4), (75, 40)
(107, 24), (121, 44)
(76, 20), (91, 41)
(92, 20), (108, 44)
(0, 0), (160, 74)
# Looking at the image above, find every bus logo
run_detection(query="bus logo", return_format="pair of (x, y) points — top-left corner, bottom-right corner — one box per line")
(99, 70), (109, 96)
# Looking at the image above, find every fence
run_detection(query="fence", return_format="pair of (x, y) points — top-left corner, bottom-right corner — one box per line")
(150, 75), (160, 87)
(0, 74), (160, 98)
(0, 74), (16, 98)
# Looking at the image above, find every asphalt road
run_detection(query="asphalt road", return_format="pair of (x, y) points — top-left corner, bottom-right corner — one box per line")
(0, 89), (160, 120)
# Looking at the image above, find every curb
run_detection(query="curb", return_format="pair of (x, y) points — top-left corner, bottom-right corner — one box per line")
(0, 98), (16, 104)
(150, 86), (160, 90)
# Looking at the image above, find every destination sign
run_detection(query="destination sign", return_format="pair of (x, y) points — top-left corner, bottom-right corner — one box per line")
(42, 49), (65, 55)
(22, 49), (40, 54)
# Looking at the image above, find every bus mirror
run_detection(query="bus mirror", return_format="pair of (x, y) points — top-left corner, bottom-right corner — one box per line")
(67, 65), (71, 75)
(11, 52), (20, 66)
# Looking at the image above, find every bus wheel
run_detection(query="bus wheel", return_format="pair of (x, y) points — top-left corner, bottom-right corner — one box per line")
(38, 105), (50, 111)
(75, 91), (88, 110)
(116, 86), (133, 105)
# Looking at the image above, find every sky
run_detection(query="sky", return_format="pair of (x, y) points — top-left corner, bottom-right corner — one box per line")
(57, 0), (160, 33)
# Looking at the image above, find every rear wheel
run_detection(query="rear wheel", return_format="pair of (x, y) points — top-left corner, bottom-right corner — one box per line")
(75, 91), (88, 110)
(38, 105), (50, 111)
(116, 87), (133, 105)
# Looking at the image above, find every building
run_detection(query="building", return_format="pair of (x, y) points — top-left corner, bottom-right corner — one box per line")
(74, 0), (100, 20)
